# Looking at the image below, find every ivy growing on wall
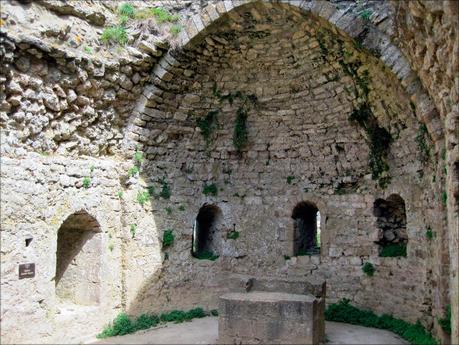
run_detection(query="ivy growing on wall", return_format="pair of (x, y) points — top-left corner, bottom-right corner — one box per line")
(316, 28), (393, 188)
(196, 83), (258, 153)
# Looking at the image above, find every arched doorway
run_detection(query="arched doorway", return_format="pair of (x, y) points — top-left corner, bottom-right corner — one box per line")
(55, 210), (101, 305)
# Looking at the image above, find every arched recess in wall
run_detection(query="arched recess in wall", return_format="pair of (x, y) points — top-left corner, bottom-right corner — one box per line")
(55, 210), (102, 305)
(373, 194), (408, 257)
(192, 204), (223, 259)
(292, 201), (321, 256)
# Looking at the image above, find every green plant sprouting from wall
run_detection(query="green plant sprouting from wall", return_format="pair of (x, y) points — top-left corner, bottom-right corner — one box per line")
(130, 224), (137, 238)
(159, 178), (171, 199)
(136, 190), (150, 206)
(203, 183), (218, 197)
(196, 84), (258, 153)
(325, 299), (438, 345)
(162, 229), (174, 248)
(415, 123), (431, 164)
(316, 28), (393, 188)
(193, 250), (219, 261)
(426, 227), (434, 240)
(438, 304), (451, 335)
(82, 176), (91, 189)
(227, 230), (240, 240)
(362, 262), (375, 276)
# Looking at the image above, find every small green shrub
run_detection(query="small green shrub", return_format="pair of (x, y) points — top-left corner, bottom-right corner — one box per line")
(203, 183), (218, 196)
(136, 190), (150, 206)
(82, 177), (91, 189)
(97, 313), (134, 339)
(178, 205), (185, 211)
(193, 250), (219, 261)
(325, 299), (438, 345)
(170, 24), (182, 36)
(379, 243), (407, 257)
(159, 178), (171, 199)
(286, 176), (295, 185)
(162, 230), (174, 248)
(130, 224), (137, 238)
(128, 165), (140, 177)
(101, 26), (128, 45)
(438, 304), (451, 335)
(165, 207), (172, 215)
(84, 46), (93, 54)
(210, 309), (218, 316)
(362, 262), (375, 276)
(227, 230), (239, 240)
(117, 191), (124, 199)
(133, 314), (159, 331)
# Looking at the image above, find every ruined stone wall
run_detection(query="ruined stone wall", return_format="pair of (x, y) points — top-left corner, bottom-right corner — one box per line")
(127, 2), (440, 328)
(0, 0), (456, 344)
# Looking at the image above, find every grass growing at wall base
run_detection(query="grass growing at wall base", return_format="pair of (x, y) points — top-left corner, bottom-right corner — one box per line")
(97, 307), (208, 339)
(379, 242), (407, 257)
(193, 250), (219, 261)
(325, 299), (438, 345)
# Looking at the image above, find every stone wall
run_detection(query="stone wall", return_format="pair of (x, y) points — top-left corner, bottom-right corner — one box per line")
(0, 0), (457, 344)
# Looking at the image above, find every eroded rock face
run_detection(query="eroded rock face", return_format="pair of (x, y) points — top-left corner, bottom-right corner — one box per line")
(0, 1), (457, 344)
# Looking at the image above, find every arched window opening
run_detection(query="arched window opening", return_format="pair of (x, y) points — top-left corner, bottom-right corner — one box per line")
(55, 210), (101, 305)
(292, 201), (320, 256)
(192, 204), (222, 260)
(373, 194), (408, 257)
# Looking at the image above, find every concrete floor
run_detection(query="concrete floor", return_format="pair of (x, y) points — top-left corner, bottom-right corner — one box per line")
(90, 316), (409, 344)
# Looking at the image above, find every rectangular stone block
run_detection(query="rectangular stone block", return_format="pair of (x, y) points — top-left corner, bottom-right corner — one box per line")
(219, 291), (324, 344)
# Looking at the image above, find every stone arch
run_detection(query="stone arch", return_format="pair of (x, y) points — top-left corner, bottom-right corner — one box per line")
(55, 210), (102, 305)
(128, 0), (443, 151)
(192, 204), (223, 258)
(373, 194), (408, 257)
(292, 201), (321, 256)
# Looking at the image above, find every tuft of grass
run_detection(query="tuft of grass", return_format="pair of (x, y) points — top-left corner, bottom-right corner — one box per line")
(151, 7), (180, 23)
(165, 207), (173, 215)
(130, 224), (137, 238)
(325, 299), (438, 345)
(136, 190), (150, 206)
(84, 46), (93, 54)
(227, 230), (239, 240)
(117, 191), (124, 199)
(128, 165), (140, 177)
(416, 124), (430, 163)
(118, 3), (136, 18)
(193, 250), (219, 261)
(362, 262), (375, 276)
(438, 304), (451, 335)
(101, 26), (128, 45)
(203, 183), (218, 197)
(134, 149), (143, 164)
(162, 229), (174, 248)
(82, 177), (91, 189)
(159, 308), (206, 323)
(379, 243), (407, 257)
(170, 24), (182, 36)
(108, 243), (114, 252)
(359, 9), (372, 21)
(178, 205), (185, 211)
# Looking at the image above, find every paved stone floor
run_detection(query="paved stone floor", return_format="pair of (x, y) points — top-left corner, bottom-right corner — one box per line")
(90, 316), (409, 344)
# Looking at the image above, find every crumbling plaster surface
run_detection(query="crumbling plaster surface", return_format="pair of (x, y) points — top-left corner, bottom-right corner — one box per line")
(0, 1), (457, 344)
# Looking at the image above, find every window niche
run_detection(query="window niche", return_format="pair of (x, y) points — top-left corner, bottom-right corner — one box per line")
(292, 201), (321, 256)
(192, 204), (222, 260)
(373, 194), (408, 257)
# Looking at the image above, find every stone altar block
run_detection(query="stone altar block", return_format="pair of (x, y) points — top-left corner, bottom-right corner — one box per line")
(218, 277), (325, 344)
